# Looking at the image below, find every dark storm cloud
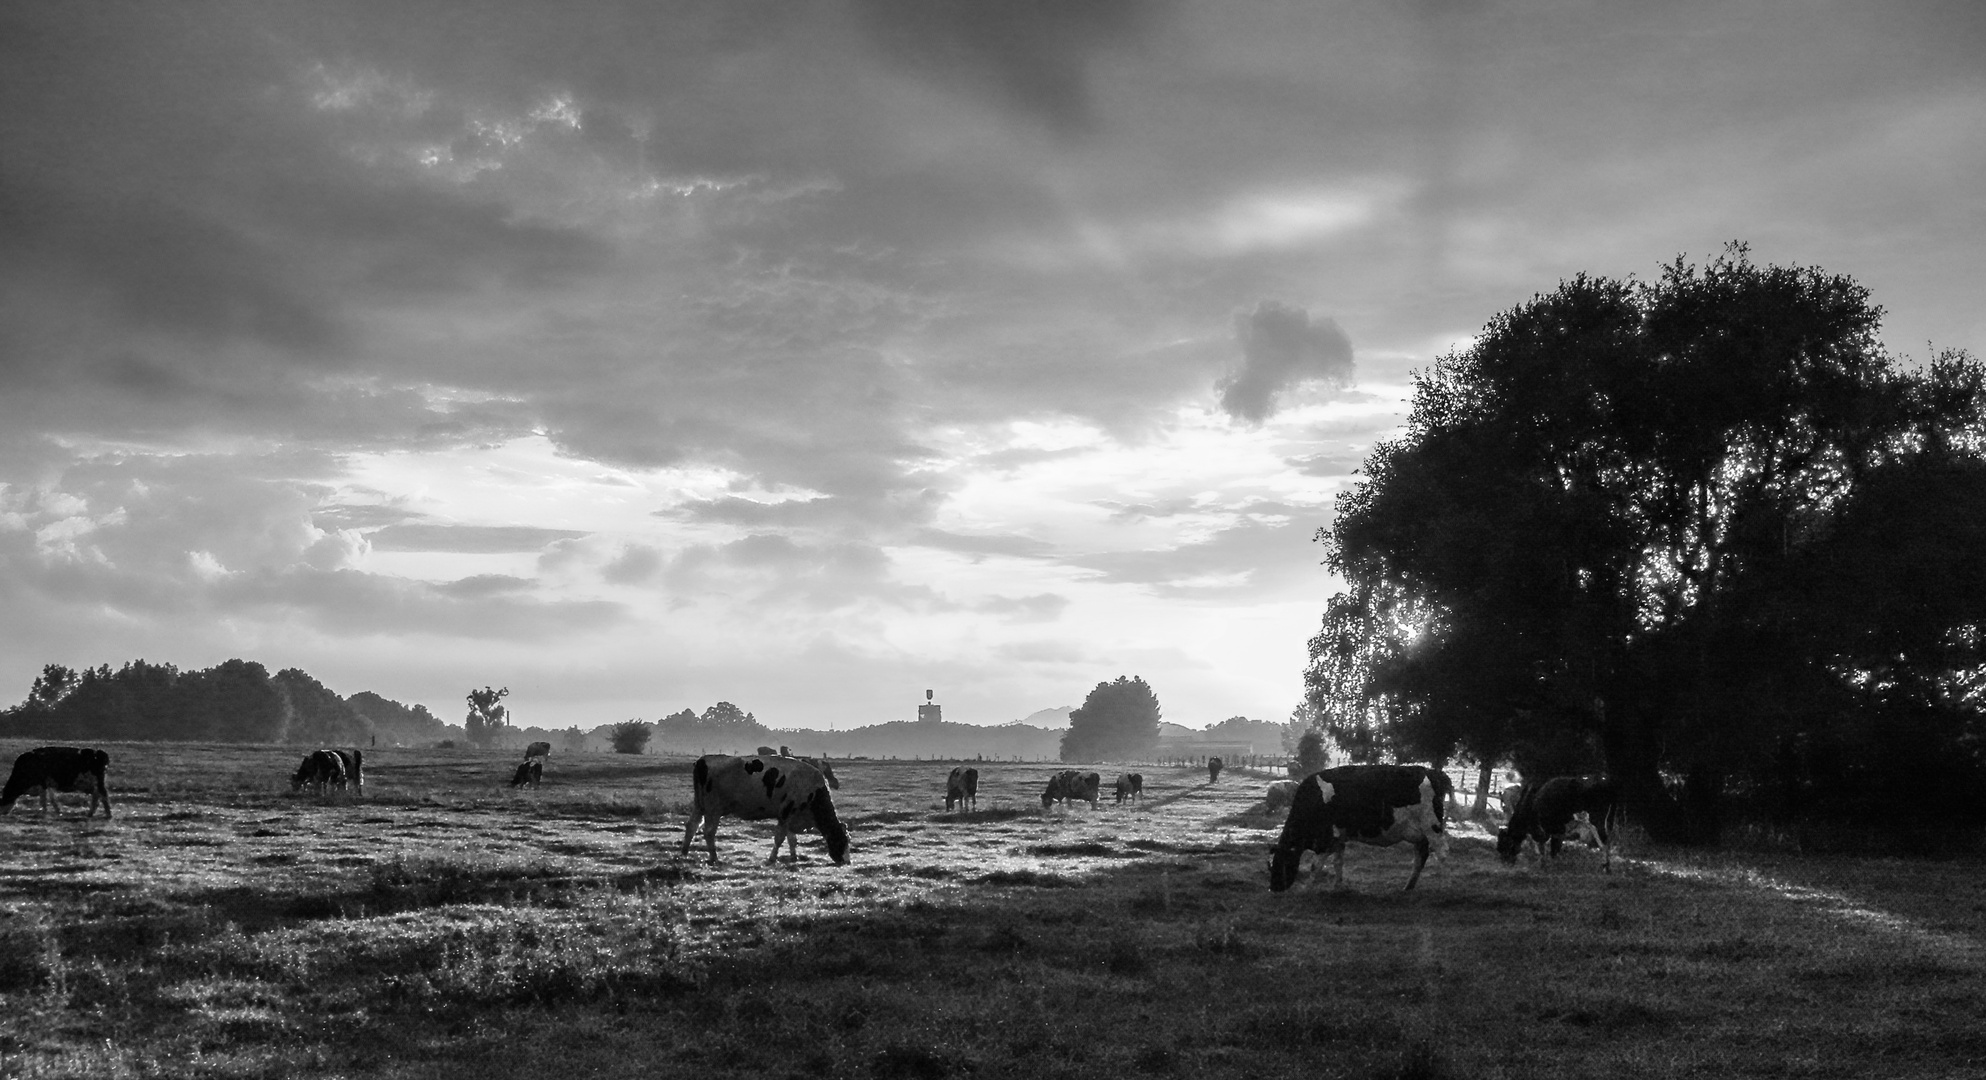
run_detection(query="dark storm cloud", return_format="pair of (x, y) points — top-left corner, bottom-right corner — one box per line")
(1218, 302), (1355, 423)
(851, 0), (1162, 136)
(369, 524), (589, 554)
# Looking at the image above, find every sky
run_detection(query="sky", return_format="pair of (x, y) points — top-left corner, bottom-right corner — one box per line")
(2, 1), (1982, 733)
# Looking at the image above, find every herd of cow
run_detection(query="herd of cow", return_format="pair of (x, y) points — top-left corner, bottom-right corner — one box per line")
(0, 743), (1622, 893)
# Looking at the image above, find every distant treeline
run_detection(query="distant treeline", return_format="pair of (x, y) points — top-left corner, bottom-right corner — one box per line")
(0, 659), (447, 746)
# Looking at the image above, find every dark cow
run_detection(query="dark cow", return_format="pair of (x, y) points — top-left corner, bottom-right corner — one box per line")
(1208, 757), (1223, 784)
(511, 759), (543, 788)
(946, 766), (979, 812)
(291, 749), (347, 796)
(1114, 772), (1143, 804)
(1268, 764), (1453, 892)
(1041, 770), (1101, 809)
(682, 754), (850, 866)
(524, 741), (551, 760)
(1, 747), (112, 818)
(1497, 776), (1622, 872)
(756, 745), (779, 757)
(333, 748), (363, 795)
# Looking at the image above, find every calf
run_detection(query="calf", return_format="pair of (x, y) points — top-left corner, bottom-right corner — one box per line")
(291, 749), (347, 796)
(681, 754), (850, 866)
(1263, 779), (1300, 813)
(1497, 776), (1621, 872)
(511, 759), (543, 788)
(1, 747), (112, 818)
(1114, 772), (1143, 805)
(1208, 757), (1223, 784)
(333, 748), (363, 795)
(524, 741), (551, 760)
(1268, 764), (1452, 892)
(1041, 770), (1102, 809)
(946, 765), (979, 812)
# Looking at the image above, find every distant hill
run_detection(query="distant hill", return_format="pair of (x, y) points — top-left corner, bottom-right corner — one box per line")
(1016, 706), (1074, 729)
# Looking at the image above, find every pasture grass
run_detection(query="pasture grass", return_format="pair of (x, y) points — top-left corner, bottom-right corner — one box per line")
(0, 740), (1981, 1078)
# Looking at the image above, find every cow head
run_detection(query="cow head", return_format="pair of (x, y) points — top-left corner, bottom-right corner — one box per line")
(1495, 825), (1523, 862)
(1267, 843), (1303, 892)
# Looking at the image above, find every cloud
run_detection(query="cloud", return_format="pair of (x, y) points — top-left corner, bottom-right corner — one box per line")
(851, 0), (1161, 136)
(1218, 302), (1356, 423)
(368, 524), (590, 554)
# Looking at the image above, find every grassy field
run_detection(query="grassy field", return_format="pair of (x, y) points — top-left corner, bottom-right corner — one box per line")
(0, 740), (1981, 1079)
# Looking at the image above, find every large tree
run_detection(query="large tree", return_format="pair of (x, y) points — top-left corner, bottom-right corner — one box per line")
(1309, 246), (1986, 841)
(1060, 676), (1161, 763)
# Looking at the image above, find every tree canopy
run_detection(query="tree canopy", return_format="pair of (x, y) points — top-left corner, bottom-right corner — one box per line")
(1060, 676), (1162, 762)
(1308, 245), (1986, 843)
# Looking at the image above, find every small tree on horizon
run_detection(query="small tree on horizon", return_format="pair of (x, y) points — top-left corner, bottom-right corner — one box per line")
(465, 685), (509, 748)
(1059, 676), (1161, 763)
(610, 719), (652, 755)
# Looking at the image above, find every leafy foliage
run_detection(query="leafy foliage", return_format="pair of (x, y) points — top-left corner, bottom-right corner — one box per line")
(0, 657), (405, 745)
(1308, 246), (1986, 841)
(608, 719), (652, 755)
(465, 686), (510, 748)
(1060, 676), (1161, 762)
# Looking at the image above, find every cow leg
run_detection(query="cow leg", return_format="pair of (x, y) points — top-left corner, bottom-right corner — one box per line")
(91, 779), (110, 819)
(702, 816), (721, 865)
(1403, 838), (1429, 891)
(1333, 842), (1346, 889)
(680, 810), (700, 857)
(768, 826), (785, 864)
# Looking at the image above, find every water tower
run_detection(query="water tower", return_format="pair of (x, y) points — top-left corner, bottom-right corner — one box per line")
(917, 688), (942, 725)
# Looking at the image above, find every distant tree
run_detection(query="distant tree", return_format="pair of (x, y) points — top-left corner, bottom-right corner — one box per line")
(272, 668), (373, 745)
(28, 664), (76, 710)
(1293, 730), (1329, 777)
(561, 725), (589, 752)
(465, 686), (510, 748)
(347, 691), (449, 745)
(610, 719), (652, 755)
(1060, 676), (1162, 763)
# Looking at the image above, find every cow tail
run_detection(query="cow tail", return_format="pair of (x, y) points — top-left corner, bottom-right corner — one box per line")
(811, 786), (850, 865)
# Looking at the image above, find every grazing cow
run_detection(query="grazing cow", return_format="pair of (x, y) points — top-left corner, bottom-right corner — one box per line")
(1263, 779), (1300, 813)
(779, 745), (793, 757)
(946, 766), (979, 812)
(511, 759), (543, 788)
(682, 754), (850, 866)
(1497, 776), (1622, 872)
(1114, 772), (1143, 804)
(291, 750), (347, 796)
(524, 741), (551, 760)
(1268, 764), (1453, 892)
(756, 745), (779, 757)
(1208, 757), (1223, 784)
(1, 747), (112, 819)
(332, 748), (363, 795)
(1041, 770), (1102, 809)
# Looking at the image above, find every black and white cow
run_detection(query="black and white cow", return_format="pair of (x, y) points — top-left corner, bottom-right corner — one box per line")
(511, 759), (543, 788)
(524, 741), (551, 760)
(946, 766), (979, 812)
(1497, 776), (1621, 872)
(1, 746), (112, 818)
(291, 749), (347, 796)
(681, 754), (850, 866)
(1041, 770), (1101, 809)
(1208, 757), (1224, 784)
(1268, 764), (1453, 892)
(1114, 772), (1143, 804)
(332, 748), (363, 795)
(1263, 779), (1300, 813)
